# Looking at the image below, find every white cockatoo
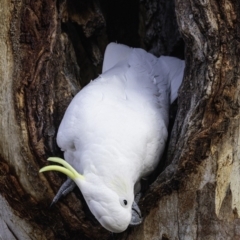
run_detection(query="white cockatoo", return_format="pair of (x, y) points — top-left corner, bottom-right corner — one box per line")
(40, 43), (185, 233)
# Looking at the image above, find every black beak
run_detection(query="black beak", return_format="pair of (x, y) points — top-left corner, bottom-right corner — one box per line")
(130, 200), (142, 225)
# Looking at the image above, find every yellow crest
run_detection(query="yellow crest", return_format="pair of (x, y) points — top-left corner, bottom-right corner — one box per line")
(39, 157), (84, 180)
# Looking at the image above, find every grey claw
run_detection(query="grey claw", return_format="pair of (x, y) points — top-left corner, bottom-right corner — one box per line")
(50, 178), (76, 207)
(134, 192), (142, 204)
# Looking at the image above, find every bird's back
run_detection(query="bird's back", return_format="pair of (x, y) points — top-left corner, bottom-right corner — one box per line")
(57, 43), (184, 183)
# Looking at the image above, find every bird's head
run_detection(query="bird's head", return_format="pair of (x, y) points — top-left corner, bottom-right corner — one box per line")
(40, 157), (140, 233)
(80, 174), (133, 233)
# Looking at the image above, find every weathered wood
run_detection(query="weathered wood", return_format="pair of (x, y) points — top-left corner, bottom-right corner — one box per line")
(140, 0), (184, 57)
(1, 0), (109, 239)
(1, 0), (239, 239)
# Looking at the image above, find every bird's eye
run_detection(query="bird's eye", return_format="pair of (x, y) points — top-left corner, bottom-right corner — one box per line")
(120, 198), (128, 207)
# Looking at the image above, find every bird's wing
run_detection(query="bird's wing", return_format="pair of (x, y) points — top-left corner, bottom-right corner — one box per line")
(106, 47), (185, 104)
(102, 43), (133, 73)
(158, 56), (185, 103)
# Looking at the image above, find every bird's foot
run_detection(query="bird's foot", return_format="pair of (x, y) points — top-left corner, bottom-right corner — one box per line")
(130, 192), (142, 226)
(50, 178), (76, 207)
(134, 192), (142, 204)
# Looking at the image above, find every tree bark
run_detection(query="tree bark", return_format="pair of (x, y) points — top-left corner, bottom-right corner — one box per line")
(0, 0), (239, 239)
(1, 0), (109, 239)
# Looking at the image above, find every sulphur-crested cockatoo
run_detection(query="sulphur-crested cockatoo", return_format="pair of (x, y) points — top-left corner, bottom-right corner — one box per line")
(40, 43), (185, 233)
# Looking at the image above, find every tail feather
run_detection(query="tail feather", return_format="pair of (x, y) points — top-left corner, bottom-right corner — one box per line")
(103, 43), (185, 104)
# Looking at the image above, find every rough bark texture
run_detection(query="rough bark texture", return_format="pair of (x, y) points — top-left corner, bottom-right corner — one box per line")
(0, 0), (239, 239)
(1, 0), (109, 239)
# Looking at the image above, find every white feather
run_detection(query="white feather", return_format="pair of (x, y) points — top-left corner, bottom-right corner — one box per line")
(56, 43), (185, 232)
(102, 43), (132, 73)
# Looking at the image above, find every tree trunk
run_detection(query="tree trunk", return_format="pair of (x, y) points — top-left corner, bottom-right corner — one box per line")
(0, 0), (239, 239)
